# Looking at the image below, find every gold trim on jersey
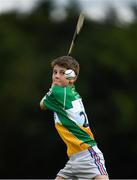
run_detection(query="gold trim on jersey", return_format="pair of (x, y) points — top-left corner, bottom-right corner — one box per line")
(55, 123), (94, 157)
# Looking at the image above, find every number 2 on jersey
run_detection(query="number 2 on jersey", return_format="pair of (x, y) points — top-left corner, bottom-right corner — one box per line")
(79, 111), (89, 127)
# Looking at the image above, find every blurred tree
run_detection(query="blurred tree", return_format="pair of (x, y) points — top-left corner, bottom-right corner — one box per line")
(131, 2), (137, 21)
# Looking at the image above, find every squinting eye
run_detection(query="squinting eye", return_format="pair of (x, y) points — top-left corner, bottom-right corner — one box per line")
(60, 71), (65, 75)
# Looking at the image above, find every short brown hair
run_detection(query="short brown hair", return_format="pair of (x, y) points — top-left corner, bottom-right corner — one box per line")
(51, 56), (80, 76)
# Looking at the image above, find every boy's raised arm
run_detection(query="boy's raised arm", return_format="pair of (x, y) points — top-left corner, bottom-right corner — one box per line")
(40, 96), (46, 110)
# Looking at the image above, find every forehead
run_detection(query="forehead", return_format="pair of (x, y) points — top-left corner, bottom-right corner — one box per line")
(53, 65), (67, 71)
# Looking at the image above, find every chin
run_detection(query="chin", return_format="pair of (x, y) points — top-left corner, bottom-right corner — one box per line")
(53, 82), (67, 87)
(53, 82), (61, 86)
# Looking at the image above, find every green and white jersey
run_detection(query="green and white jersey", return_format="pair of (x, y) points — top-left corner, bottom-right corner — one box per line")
(43, 85), (96, 157)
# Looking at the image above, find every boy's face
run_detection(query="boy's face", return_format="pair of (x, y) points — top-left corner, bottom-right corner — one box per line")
(52, 65), (70, 87)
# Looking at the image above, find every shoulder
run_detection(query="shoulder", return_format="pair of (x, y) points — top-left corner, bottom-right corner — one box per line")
(51, 85), (74, 98)
(45, 86), (64, 97)
(52, 85), (65, 95)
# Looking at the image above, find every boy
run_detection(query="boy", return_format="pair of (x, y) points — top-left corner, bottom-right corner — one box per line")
(40, 56), (109, 179)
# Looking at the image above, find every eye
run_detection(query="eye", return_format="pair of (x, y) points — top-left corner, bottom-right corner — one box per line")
(60, 70), (65, 75)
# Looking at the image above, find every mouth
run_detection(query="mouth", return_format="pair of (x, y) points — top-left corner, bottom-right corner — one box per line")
(53, 81), (61, 85)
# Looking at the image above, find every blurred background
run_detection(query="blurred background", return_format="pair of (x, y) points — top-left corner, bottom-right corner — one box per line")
(0, 0), (137, 178)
